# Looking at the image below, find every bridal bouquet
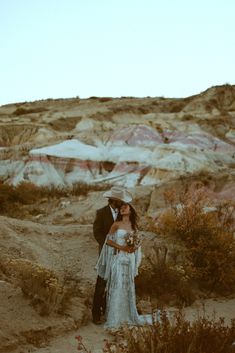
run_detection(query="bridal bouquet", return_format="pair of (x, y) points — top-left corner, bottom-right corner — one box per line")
(125, 230), (143, 248)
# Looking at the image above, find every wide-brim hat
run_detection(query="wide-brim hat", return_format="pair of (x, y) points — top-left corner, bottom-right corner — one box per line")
(103, 186), (133, 203)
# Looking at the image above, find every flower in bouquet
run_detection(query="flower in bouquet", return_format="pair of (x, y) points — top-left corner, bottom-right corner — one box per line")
(125, 230), (143, 248)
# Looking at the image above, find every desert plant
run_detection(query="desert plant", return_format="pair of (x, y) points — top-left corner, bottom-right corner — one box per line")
(136, 245), (195, 306)
(98, 97), (113, 102)
(0, 181), (110, 217)
(13, 106), (48, 116)
(156, 187), (235, 294)
(102, 311), (235, 353)
(75, 335), (91, 353)
(49, 116), (79, 131)
(182, 114), (194, 121)
(1, 258), (63, 315)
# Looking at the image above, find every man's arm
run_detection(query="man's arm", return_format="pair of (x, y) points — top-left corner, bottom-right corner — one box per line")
(93, 209), (105, 246)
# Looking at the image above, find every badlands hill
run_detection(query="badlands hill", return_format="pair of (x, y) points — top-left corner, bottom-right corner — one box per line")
(0, 84), (235, 188)
(0, 85), (235, 353)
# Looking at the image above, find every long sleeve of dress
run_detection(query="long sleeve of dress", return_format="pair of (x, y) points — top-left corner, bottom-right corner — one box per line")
(134, 246), (142, 276)
(95, 232), (115, 280)
(95, 231), (142, 280)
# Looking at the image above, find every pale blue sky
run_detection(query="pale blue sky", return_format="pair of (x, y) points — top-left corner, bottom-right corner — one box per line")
(1, 0), (235, 105)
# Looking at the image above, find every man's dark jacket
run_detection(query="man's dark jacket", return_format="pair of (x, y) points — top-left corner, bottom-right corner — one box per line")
(93, 205), (114, 253)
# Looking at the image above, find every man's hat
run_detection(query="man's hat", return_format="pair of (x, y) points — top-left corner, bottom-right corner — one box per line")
(103, 186), (133, 203)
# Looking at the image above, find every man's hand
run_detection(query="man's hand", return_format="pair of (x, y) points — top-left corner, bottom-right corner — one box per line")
(121, 245), (136, 253)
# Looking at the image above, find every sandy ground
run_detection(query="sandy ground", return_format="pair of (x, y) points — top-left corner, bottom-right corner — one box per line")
(31, 323), (113, 353)
(29, 298), (235, 353)
(183, 298), (235, 324)
(1, 85), (235, 353)
(0, 190), (234, 353)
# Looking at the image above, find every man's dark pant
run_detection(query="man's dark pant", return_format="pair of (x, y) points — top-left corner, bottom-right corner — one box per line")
(92, 275), (106, 321)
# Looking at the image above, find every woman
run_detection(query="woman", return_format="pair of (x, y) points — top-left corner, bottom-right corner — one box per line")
(95, 203), (151, 328)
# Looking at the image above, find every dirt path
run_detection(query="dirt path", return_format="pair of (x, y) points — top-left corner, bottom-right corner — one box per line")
(32, 322), (113, 353)
(31, 298), (235, 353)
(183, 297), (235, 325)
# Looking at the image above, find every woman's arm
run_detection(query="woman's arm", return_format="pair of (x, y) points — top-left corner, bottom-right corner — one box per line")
(106, 223), (135, 253)
(107, 239), (135, 253)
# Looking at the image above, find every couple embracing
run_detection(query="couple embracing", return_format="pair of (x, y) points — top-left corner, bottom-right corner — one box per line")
(92, 186), (151, 329)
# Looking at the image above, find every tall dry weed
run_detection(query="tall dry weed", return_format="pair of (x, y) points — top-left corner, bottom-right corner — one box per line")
(0, 181), (109, 217)
(1, 258), (64, 315)
(136, 244), (195, 306)
(101, 312), (235, 353)
(155, 186), (235, 294)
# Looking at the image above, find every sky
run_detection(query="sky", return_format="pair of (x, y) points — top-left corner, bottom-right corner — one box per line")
(1, 0), (235, 105)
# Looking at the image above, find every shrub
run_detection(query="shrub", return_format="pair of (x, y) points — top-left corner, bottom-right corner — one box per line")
(168, 102), (184, 112)
(49, 117), (79, 131)
(13, 107), (48, 116)
(110, 105), (152, 115)
(102, 312), (235, 353)
(88, 110), (113, 120)
(136, 245), (195, 306)
(98, 97), (113, 102)
(0, 182), (47, 209)
(0, 181), (110, 217)
(182, 114), (194, 121)
(14, 182), (43, 203)
(1, 258), (63, 315)
(156, 187), (235, 294)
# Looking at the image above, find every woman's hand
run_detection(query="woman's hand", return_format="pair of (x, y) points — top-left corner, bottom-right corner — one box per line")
(106, 239), (136, 253)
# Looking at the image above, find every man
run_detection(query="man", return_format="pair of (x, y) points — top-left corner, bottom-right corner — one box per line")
(92, 186), (132, 324)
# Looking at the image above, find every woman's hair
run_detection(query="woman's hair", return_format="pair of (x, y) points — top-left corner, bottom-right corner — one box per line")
(117, 204), (139, 231)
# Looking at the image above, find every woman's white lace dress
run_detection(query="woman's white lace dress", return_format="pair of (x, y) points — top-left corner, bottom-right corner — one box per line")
(95, 229), (152, 329)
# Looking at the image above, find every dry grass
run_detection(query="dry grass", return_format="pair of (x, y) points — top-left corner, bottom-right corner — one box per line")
(100, 312), (235, 353)
(13, 106), (48, 116)
(0, 125), (38, 146)
(48, 117), (81, 131)
(136, 244), (195, 307)
(154, 186), (235, 294)
(98, 97), (113, 102)
(0, 258), (63, 315)
(0, 181), (109, 218)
